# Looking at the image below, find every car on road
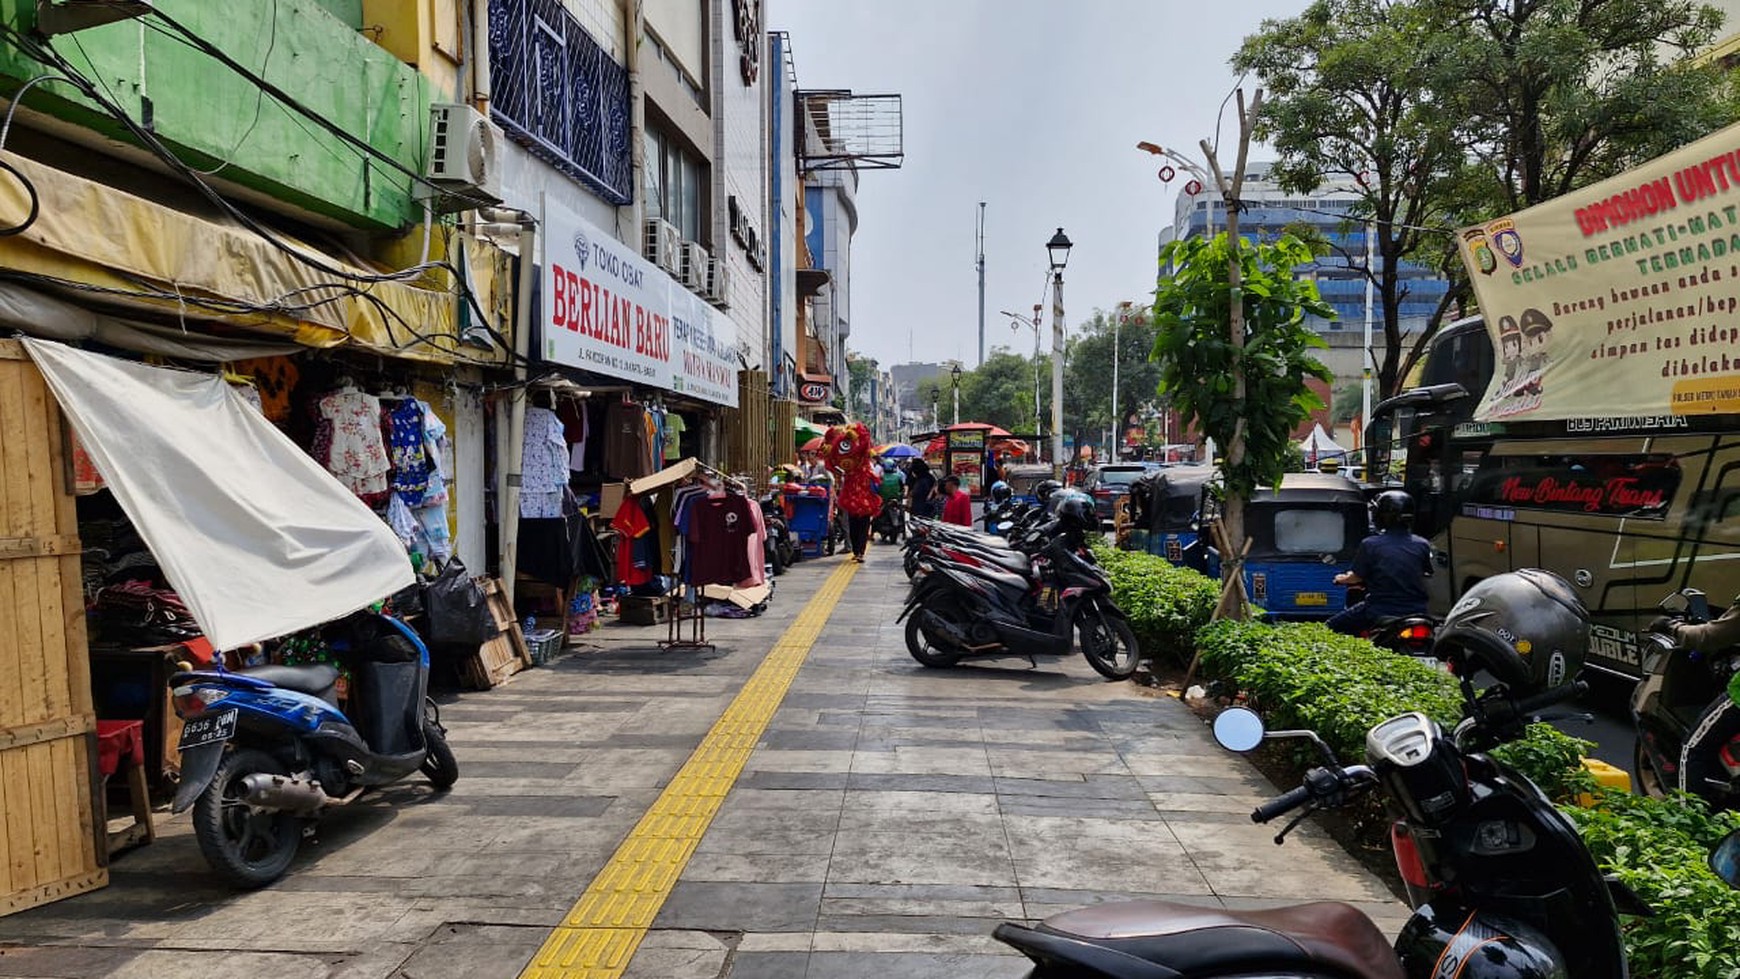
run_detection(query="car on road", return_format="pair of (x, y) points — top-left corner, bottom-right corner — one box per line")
(1082, 463), (1157, 526)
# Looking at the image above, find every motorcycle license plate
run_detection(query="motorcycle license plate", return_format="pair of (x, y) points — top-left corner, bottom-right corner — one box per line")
(178, 709), (237, 749)
(1294, 592), (1328, 607)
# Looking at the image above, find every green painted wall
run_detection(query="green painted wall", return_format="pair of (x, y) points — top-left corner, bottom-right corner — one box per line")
(311, 0), (364, 29)
(0, 0), (434, 230)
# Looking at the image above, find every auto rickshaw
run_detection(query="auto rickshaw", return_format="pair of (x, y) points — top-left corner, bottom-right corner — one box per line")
(1203, 472), (1368, 620)
(1123, 465), (1215, 570)
(1003, 463), (1054, 506)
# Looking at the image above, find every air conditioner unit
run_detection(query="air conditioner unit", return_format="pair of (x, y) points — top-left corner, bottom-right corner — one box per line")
(679, 241), (710, 291)
(705, 256), (731, 308)
(425, 103), (503, 211)
(642, 219), (680, 273)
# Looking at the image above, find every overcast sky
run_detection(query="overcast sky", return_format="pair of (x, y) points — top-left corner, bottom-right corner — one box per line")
(771, 0), (1311, 369)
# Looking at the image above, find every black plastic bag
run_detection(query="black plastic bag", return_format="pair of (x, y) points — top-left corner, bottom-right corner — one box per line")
(425, 558), (497, 646)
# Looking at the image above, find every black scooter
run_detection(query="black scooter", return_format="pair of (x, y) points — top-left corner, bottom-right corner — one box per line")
(1634, 587), (1740, 807)
(995, 656), (1675, 978)
(899, 530), (1139, 680)
(873, 496), (907, 543)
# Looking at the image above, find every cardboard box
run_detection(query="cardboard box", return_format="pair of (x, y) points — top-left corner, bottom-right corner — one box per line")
(600, 482), (627, 519)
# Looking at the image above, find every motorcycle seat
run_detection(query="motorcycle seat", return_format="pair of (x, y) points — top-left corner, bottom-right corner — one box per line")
(1001, 899), (1404, 979)
(239, 664), (341, 701)
(942, 562), (1031, 595)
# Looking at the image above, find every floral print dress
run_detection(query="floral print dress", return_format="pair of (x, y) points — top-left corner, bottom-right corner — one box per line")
(316, 389), (391, 501)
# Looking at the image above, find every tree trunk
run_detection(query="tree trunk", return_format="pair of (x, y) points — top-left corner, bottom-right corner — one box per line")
(1201, 88), (1262, 621)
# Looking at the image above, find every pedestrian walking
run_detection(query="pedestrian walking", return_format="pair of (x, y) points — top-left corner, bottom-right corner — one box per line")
(941, 474), (973, 526)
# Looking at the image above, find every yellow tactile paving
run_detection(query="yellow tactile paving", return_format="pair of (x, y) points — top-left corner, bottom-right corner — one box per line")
(520, 558), (861, 978)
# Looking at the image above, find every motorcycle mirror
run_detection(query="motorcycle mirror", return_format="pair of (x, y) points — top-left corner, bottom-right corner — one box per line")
(1660, 592), (1690, 614)
(1711, 828), (1740, 889)
(1213, 707), (1266, 753)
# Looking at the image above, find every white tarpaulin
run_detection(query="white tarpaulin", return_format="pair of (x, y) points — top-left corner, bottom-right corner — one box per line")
(23, 338), (414, 650)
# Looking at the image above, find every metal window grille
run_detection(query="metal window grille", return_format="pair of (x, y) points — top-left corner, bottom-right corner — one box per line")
(489, 0), (633, 204)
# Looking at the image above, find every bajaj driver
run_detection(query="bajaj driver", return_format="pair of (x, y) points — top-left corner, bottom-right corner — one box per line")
(1327, 490), (1433, 636)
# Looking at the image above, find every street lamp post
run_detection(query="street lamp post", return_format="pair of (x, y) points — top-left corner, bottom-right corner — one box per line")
(1046, 228), (1072, 479)
(950, 362), (963, 426)
(1001, 304), (1045, 463)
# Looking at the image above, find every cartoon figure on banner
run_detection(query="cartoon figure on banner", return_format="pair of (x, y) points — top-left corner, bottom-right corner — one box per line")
(1498, 315), (1523, 388)
(1489, 307), (1554, 417)
(824, 422), (883, 520)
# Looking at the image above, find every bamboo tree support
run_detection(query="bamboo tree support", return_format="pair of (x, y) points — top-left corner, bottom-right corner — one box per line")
(1183, 518), (1251, 691)
(1198, 87), (1264, 623)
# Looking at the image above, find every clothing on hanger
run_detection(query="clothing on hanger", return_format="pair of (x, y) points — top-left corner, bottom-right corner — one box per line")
(384, 398), (431, 505)
(315, 387), (391, 501)
(664, 412), (687, 462)
(604, 399), (655, 479)
(521, 406), (570, 518)
(610, 493), (657, 586)
(684, 492), (756, 585)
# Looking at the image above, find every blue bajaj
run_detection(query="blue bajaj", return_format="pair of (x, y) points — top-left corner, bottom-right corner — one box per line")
(168, 612), (457, 887)
(1123, 464), (1214, 570)
(1206, 473), (1367, 620)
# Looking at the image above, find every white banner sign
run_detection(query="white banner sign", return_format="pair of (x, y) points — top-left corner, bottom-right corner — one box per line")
(672, 290), (740, 407)
(542, 202), (739, 407)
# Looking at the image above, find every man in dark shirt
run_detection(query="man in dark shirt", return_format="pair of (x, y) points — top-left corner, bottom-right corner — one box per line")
(1327, 490), (1432, 636)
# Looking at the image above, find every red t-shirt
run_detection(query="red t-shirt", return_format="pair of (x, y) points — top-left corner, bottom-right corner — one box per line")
(942, 490), (972, 526)
(611, 496), (655, 586)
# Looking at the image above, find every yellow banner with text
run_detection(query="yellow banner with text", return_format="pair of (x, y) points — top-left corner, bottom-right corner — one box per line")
(1458, 120), (1740, 422)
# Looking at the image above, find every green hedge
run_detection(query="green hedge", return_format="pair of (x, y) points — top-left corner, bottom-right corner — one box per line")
(1569, 792), (1740, 979)
(1192, 619), (1591, 796)
(1169, 616), (1739, 978)
(1093, 546), (1219, 666)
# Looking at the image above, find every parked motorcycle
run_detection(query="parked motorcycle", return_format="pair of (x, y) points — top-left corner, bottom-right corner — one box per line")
(760, 490), (796, 574)
(994, 570), (1691, 979)
(168, 612), (457, 887)
(873, 496), (906, 543)
(899, 491), (1140, 680)
(1634, 587), (1740, 807)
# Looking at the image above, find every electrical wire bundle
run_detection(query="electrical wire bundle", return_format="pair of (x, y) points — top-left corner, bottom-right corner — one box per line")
(0, 15), (528, 367)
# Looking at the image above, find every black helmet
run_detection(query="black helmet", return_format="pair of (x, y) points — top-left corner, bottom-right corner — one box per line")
(1435, 570), (1587, 698)
(1034, 479), (1062, 505)
(1373, 490), (1415, 532)
(1050, 489), (1096, 531)
(989, 480), (1013, 505)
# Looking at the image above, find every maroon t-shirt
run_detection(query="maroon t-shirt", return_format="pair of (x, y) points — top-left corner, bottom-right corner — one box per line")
(687, 495), (756, 585)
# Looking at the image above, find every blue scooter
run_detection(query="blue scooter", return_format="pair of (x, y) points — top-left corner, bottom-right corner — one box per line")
(168, 612), (457, 887)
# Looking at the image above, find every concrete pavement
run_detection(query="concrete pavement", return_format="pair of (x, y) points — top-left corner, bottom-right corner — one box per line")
(0, 543), (1403, 979)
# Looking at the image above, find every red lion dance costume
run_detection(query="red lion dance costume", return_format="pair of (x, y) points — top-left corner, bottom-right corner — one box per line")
(824, 422), (882, 520)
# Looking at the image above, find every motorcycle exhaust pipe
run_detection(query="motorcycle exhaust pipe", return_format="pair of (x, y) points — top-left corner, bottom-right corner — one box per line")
(240, 772), (334, 815)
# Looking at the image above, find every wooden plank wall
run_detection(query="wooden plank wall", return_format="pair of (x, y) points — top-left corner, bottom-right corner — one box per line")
(0, 340), (106, 916)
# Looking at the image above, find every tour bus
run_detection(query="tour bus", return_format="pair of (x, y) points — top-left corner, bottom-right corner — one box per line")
(1367, 317), (1740, 680)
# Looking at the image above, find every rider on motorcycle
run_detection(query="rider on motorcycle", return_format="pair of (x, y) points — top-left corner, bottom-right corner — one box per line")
(1327, 490), (1433, 637)
(1654, 593), (1740, 796)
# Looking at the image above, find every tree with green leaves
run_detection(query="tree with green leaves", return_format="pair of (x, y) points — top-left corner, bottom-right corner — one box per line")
(1152, 232), (1335, 616)
(1064, 305), (1162, 457)
(1235, 0), (1468, 400)
(1236, 0), (1737, 398)
(1435, 0), (1732, 212)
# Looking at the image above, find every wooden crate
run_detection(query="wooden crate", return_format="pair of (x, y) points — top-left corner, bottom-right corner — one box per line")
(460, 578), (530, 690)
(0, 340), (106, 916)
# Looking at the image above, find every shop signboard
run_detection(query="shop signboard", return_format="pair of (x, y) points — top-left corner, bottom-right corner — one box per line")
(797, 377), (831, 404)
(541, 201), (739, 407)
(671, 291), (740, 408)
(1456, 119), (1740, 422)
(947, 427), (987, 497)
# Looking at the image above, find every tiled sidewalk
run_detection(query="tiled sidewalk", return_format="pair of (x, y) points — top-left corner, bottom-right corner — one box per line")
(0, 544), (1403, 979)
(633, 547), (1404, 978)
